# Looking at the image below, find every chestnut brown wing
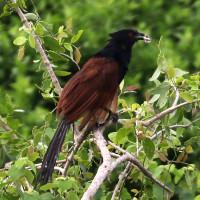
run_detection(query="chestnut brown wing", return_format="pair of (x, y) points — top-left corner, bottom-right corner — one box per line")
(57, 57), (119, 130)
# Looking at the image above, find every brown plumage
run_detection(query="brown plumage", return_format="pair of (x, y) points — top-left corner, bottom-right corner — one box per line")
(37, 29), (151, 184)
(57, 58), (119, 131)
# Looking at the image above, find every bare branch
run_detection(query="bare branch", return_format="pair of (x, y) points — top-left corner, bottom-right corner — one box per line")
(111, 154), (172, 199)
(137, 117), (200, 156)
(82, 127), (112, 200)
(111, 162), (131, 200)
(10, 0), (62, 95)
(142, 99), (200, 127)
(108, 140), (172, 199)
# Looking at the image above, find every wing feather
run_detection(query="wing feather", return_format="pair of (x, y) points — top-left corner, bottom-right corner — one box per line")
(57, 57), (119, 130)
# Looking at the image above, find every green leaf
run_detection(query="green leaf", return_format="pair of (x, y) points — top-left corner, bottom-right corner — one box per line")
(86, 172), (94, 179)
(45, 127), (55, 140)
(116, 127), (133, 142)
(153, 183), (166, 200)
(180, 92), (194, 102)
(143, 138), (155, 159)
(33, 126), (43, 146)
(0, 131), (15, 139)
(0, 3), (19, 18)
(149, 67), (161, 81)
(13, 36), (27, 45)
(28, 152), (39, 162)
(108, 132), (117, 143)
(0, 103), (8, 114)
(40, 183), (58, 191)
(15, 158), (26, 169)
(157, 53), (168, 72)
(71, 30), (83, 43)
(185, 136), (199, 146)
(24, 191), (39, 200)
(186, 145), (193, 154)
(195, 195), (200, 200)
(58, 25), (64, 33)
(42, 93), (54, 99)
(25, 169), (34, 184)
(149, 94), (160, 104)
(40, 21), (53, 32)
(119, 79), (124, 92)
(40, 193), (54, 200)
(68, 191), (79, 200)
(176, 77), (184, 84)
(168, 65), (175, 78)
(42, 79), (52, 91)
(152, 82), (170, 108)
(48, 51), (68, 61)
(64, 43), (73, 52)
(6, 116), (20, 130)
(8, 165), (25, 181)
(152, 82), (170, 96)
(24, 13), (38, 21)
(174, 68), (189, 77)
(126, 144), (136, 154)
(54, 70), (71, 76)
(28, 35), (35, 48)
(27, 160), (36, 174)
(6, 94), (14, 112)
(35, 23), (44, 35)
(45, 112), (52, 126)
(57, 180), (73, 192)
(43, 36), (64, 52)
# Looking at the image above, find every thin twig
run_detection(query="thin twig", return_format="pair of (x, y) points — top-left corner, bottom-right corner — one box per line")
(111, 162), (131, 200)
(63, 130), (90, 177)
(111, 154), (172, 199)
(137, 117), (200, 156)
(60, 53), (80, 70)
(135, 112), (141, 157)
(142, 99), (200, 127)
(11, 0), (62, 95)
(172, 84), (180, 107)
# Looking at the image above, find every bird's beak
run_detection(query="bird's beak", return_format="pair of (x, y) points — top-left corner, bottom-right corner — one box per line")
(136, 32), (151, 44)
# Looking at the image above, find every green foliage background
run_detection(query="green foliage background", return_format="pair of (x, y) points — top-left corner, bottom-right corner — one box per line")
(0, 0), (200, 199)
(1, 0), (200, 135)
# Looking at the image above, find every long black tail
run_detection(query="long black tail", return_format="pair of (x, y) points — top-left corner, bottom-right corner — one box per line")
(37, 120), (70, 184)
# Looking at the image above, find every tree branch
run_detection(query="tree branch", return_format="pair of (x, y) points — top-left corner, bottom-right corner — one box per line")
(81, 127), (112, 200)
(11, 0), (62, 95)
(63, 129), (90, 177)
(142, 99), (200, 127)
(111, 154), (172, 200)
(111, 162), (131, 200)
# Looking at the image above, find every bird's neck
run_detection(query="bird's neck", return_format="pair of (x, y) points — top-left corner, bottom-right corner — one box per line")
(94, 42), (133, 83)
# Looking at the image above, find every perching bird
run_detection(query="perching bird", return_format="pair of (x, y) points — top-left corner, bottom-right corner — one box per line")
(37, 29), (151, 184)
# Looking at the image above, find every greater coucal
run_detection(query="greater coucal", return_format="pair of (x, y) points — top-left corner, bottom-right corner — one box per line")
(37, 29), (151, 184)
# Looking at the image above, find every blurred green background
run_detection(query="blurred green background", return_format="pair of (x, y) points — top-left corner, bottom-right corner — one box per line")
(0, 0), (200, 138)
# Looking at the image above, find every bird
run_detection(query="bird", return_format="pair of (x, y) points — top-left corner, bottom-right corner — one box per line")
(37, 28), (151, 184)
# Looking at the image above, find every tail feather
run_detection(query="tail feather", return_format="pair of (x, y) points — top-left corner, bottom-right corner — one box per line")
(37, 120), (70, 184)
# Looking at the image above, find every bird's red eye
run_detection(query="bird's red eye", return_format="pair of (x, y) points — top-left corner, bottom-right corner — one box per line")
(129, 33), (133, 37)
